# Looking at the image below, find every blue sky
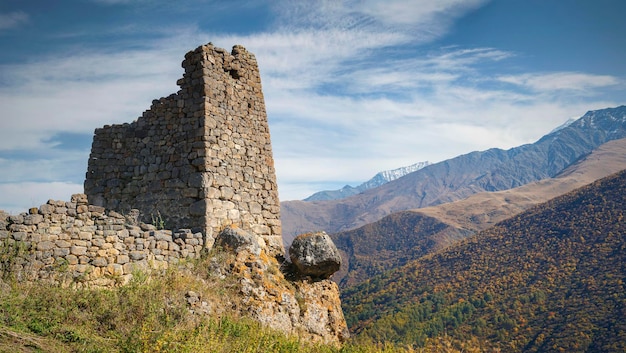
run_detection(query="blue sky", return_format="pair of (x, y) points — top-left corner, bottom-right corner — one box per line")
(0, 0), (625, 213)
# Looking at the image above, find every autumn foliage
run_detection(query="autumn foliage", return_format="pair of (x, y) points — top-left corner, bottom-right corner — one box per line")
(343, 169), (626, 352)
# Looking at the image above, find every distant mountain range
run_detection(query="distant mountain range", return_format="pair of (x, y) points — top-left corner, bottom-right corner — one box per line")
(332, 137), (626, 288)
(342, 167), (626, 351)
(281, 105), (626, 241)
(304, 161), (431, 201)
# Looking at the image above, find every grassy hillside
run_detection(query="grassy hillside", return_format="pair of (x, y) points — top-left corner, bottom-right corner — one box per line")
(0, 248), (484, 353)
(0, 256), (323, 353)
(343, 169), (626, 352)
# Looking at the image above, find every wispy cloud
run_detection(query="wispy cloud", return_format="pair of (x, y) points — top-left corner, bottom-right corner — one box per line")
(358, 0), (488, 28)
(0, 45), (185, 151)
(498, 72), (620, 92)
(0, 11), (29, 30)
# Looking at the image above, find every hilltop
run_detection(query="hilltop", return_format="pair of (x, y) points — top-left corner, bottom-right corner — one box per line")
(304, 161), (431, 202)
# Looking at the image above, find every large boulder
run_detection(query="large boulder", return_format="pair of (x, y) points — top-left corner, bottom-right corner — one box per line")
(289, 231), (342, 279)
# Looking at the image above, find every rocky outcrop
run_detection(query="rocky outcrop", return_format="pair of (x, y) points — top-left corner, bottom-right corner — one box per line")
(206, 226), (349, 345)
(289, 232), (342, 279)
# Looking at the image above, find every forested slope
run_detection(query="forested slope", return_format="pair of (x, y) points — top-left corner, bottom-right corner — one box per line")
(342, 168), (626, 352)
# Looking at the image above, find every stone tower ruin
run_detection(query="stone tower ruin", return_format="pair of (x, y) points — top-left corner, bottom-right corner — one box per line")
(84, 43), (282, 254)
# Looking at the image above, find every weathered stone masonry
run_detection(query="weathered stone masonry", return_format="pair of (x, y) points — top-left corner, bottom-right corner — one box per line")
(84, 44), (281, 254)
(0, 195), (206, 286)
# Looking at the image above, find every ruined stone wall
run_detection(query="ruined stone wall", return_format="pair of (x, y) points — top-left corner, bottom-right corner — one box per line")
(84, 44), (281, 254)
(0, 195), (206, 287)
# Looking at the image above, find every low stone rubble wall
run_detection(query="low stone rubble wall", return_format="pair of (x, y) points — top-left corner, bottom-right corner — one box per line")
(0, 194), (207, 286)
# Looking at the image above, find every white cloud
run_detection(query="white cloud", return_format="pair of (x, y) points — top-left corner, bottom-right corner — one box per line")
(358, 0), (487, 27)
(498, 72), (620, 92)
(0, 11), (28, 30)
(272, 0), (488, 42)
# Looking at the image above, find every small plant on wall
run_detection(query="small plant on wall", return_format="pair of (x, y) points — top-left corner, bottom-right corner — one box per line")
(151, 211), (166, 230)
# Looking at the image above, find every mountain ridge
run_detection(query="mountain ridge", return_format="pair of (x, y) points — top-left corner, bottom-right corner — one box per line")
(304, 161), (431, 202)
(281, 105), (626, 241)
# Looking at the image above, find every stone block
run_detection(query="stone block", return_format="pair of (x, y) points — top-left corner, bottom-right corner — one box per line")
(37, 241), (56, 251)
(71, 194), (89, 205)
(9, 214), (24, 224)
(55, 240), (71, 248)
(156, 240), (169, 250)
(70, 246), (88, 256)
(24, 214), (44, 225)
(74, 264), (89, 273)
(72, 240), (88, 247)
(107, 263), (123, 276)
(129, 251), (145, 261)
(92, 257), (108, 267)
(116, 254), (130, 264)
(65, 254), (78, 265)
(39, 204), (55, 215)
(54, 247), (70, 257)
(154, 231), (172, 242)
